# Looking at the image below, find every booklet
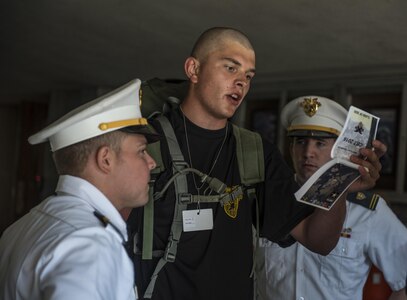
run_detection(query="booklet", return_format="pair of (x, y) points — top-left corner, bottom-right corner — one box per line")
(294, 106), (380, 210)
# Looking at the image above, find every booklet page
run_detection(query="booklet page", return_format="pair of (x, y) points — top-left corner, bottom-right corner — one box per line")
(295, 106), (380, 210)
(331, 106), (380, 160)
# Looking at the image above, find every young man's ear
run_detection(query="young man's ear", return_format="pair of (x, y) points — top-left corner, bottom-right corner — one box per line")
(184, 57), (200, 83)
(95, 146), (114, 173)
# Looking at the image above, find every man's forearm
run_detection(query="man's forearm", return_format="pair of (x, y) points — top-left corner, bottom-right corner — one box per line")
(291, 192), (347, 255)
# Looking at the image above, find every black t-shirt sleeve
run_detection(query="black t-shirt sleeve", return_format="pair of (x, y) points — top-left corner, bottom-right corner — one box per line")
(257, 138), (314, 245)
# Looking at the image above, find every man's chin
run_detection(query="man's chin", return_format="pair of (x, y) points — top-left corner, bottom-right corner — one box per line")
(303, 165), (318, 175)
(139, 194), (149, 207)
(298, 172), (315, 184)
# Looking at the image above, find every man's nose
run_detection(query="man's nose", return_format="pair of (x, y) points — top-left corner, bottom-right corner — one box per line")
(304, 143), (316, 158)
(147, 152), (157, 170)
(235, 73), (248, 88)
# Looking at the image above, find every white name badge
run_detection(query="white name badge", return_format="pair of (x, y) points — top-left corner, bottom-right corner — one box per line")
(182, 208), (213, 232)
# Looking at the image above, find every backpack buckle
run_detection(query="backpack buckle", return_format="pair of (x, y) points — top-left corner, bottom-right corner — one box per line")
(172, 160), (189, 172)
(179, 193), (192, 204)
(164, 237), (178, 262)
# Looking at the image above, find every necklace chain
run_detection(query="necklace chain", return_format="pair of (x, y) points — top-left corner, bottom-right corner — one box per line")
(180, 107), (229, 195)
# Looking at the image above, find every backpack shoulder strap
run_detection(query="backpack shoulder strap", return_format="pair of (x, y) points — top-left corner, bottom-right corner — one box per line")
(143, 114), (189, 299)
(232, 124), (264, 185)
(142, 123), (165, 261)
(146, 127), (165, 173)
(232, 125), (265, 287)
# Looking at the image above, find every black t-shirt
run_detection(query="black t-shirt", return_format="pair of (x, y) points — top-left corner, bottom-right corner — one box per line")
(128, 108), (313, 300)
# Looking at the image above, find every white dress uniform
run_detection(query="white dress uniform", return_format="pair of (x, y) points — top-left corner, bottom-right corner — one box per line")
(256, 195), (407, 300)
(0, 175), (137, 300)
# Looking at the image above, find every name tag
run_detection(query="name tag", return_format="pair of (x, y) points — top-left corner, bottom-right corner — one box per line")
(182, 208), (213, 232)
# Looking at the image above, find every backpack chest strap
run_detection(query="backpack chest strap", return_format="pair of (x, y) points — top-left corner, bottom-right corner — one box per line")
(182, 185), (244, 206)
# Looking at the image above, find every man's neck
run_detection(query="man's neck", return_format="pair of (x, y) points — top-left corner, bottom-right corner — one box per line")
(294, 173), (306, 186)
(180, 101), (227, 130)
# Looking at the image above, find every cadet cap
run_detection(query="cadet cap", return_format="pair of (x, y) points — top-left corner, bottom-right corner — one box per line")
(28, 79), (160, 151)
(281, 96), (347, 138)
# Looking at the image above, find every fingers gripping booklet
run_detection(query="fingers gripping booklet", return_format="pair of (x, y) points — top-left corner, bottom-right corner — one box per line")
(294, 106), (380, 210)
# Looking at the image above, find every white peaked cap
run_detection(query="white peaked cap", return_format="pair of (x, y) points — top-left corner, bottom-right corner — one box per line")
(281, 96), (348, 137)
(28, 79), (159, 151)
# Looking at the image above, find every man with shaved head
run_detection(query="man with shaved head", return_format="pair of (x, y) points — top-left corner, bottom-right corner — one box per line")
(127, 27), (386, 300)
(190, 27), (254, 61)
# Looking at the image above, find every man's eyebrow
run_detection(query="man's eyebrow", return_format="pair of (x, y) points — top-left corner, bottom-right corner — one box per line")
(222, 57), (241, 66)
(222, 57), (256, 74)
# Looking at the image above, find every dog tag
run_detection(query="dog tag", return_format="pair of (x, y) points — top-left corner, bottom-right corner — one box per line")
(182, 208), (213, 232)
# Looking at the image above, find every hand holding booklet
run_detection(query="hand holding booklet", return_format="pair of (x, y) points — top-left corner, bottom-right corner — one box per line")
(295, 106), (380, 210)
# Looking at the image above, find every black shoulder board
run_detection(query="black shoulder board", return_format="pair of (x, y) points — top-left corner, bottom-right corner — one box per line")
(347, 191), (380, 210)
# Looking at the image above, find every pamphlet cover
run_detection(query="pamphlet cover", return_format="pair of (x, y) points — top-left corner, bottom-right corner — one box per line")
(295, 106), (380, 210)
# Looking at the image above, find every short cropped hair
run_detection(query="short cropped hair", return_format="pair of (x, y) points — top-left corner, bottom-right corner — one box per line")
(53, 130), (127, 176)
(190, 27), (254, 61)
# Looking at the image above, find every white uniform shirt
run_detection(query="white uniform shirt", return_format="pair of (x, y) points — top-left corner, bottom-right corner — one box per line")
(256, 197), (407, 300)
(0, 175), (137, 300)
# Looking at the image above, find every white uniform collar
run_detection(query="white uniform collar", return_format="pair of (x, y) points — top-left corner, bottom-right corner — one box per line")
(55, 175), (128, 241)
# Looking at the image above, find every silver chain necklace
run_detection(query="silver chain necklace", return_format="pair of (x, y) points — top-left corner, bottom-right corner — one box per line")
(180, 107), (229, 195)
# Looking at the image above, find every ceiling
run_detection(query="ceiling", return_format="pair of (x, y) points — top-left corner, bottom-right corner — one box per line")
(1, 0), (407, 103)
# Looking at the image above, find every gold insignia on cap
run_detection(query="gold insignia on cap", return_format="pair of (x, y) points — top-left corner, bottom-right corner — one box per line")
(300, 97), (321, 117)
(139, 88), (143, 107)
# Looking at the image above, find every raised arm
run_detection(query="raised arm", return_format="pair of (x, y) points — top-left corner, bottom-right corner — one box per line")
(291, 140), (387, 255)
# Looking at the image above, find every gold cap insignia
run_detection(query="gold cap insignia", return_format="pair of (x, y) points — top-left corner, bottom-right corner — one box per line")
(300, 97), (321, 117)
(139, 88), (143, 107)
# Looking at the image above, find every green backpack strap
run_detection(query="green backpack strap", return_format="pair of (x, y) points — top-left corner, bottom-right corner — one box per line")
(232, 125), (264, 284)
(144, 115), (189, 299)
(232, 124), (264, 185)
(142, 126), (165, 260)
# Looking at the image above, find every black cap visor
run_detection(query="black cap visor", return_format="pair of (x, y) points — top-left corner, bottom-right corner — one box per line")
(288, 129), (338, 138)
(120, 125), (161, 143)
